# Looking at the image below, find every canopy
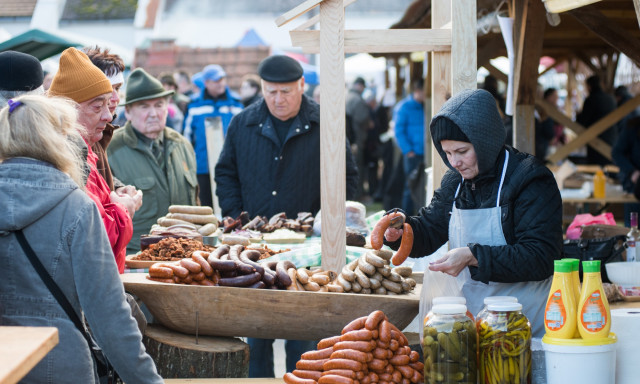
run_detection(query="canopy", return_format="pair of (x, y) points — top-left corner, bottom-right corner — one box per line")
(235, 28), (268, 47)
(0, 29), (81, 60)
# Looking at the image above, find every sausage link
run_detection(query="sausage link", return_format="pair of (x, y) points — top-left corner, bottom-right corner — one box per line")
(218, 271), (261, 287)
(198, 278), (216, 286)
(396, 365), (414, 379)
(292, 370), (321, 381)
(239, 250), (264, 275)
(330, 348), (370, 363)
(192, 251), (214, 276)
(275, 260), (296, 287)
(365, 310), (386, 331)
(379, 320), (392, 343)
(332, 340), (375, 352)
(390, 354), (411, 366)
(179, 258), (202, 273)
(367, 358), (388, 372)
(145, 276), (174, 284)
(370, 211), (403, 249)
(209, 244), (230, 260)
(340, 329), (374, 342)
(318, 375), (354, 384)
(391, 223), (413, 266)
(301, 346), (333, 360)
(341, 316), (367, 334)
(323, 358), (362, 372)
(317, 335), (341, 350)
(190, 271), (206, 281)
(149, 265), (173, 279)
(208, 257), (237, 272)
(295, 358), (327, 371)
(283, 372), (316, 384)
(321, 369), (356, 379)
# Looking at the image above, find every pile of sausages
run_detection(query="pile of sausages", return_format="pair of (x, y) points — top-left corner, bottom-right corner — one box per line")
(335, 251), (416, 295)
(285, 268), (343, 292)
(147, 251), (218, 285)
(156, 205), (219, 236)
(284, 310), (424, 384)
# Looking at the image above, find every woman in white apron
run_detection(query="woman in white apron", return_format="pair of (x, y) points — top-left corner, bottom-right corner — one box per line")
(383, 89), (562, 338)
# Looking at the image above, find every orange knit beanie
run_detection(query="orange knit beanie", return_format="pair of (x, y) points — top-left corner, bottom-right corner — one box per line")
(48, 48), (112, 103)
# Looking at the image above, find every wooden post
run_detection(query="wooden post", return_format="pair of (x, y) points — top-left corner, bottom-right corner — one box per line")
(451, 0), (477, 93)
(204, 116), (223, 216)
(634, 0), (640, 29)
(565, 59), (576, 119)
(319, 0), (346, 273)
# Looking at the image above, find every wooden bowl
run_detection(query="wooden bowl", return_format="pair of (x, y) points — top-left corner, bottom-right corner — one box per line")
(121, 273), (420, 340)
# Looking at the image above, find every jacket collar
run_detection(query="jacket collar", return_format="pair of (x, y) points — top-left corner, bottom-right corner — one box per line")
(246, 94), (319, 128)
(121, 121), (180, 150)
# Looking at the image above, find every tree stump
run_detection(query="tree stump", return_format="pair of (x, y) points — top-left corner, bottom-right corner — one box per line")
(142, 324), (249, 378)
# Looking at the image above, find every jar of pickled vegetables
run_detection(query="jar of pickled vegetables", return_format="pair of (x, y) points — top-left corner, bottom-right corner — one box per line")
(475, 296), (519, 328)
(478, 303), (531, 384)
(425, 297), (474, 325)
(423, 304), (477, 384)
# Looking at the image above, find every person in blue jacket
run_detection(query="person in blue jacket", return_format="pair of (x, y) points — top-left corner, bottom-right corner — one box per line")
(182, 64), (243, 207)
(394, 78), (425, 215)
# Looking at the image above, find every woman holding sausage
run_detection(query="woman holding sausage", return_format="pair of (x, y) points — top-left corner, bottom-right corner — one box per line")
(0, 95), (162, 383)
(382, 89), (563, 337)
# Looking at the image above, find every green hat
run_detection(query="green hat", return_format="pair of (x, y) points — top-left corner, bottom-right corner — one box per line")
(123, 68), (173, 105)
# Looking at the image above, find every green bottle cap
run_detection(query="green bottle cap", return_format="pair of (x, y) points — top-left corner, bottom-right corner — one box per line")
(562, 258), (580, 272)
(554, 260), (571, 273)
(582, 260), (601, 273)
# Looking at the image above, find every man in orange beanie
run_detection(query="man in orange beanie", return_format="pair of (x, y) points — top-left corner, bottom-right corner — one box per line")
(49, 47), (139, 273)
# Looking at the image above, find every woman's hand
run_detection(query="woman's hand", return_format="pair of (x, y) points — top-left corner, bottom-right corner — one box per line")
(115, 185), (143, 212)
(110, 191), (137, 219)
(382, 212), (406, 242)
(428, 247), (478, 277)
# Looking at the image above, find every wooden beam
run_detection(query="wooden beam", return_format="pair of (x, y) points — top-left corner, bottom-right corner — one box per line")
(276, 0), (323, 27)
(478, 34), (506, 67)
(547, 94), (640, 163)
(290, 29), (452, 54)
(634, 0), (640, 29)
(319, 0), (346, 273)
(483, 62), (508, 84)
(294, 0), (356, 31)
(569, 6), (640, 66)
(575, 50), (600, 74)
(451, 0), (476, 92)
(536, 98), (611, 160)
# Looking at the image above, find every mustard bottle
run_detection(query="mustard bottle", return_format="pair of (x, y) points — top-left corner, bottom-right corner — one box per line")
(593, 169), (606, 198)
(544, 260), (577, 338)
(577, 260), (611, 339)
(562, 258), (582, 338)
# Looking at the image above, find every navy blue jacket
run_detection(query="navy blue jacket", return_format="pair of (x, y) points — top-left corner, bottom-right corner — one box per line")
(215, 95), (359, 218)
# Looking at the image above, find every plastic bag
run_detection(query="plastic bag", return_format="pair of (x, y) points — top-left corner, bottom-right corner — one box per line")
(313, 201), (369, 236)
(566, 212), (616, 240)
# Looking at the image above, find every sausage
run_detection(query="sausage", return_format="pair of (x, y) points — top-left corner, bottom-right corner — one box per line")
(330, 349), (370, 363)
(396, 365), (414, 379)
(283, 372), (316, 384)
(239, 250), (264, 275)
(228, 244), (244, 261)
(409, 361), (423, 371)
(317, 335), (341, 350)
(246, 280), (266, 289)
(318, 374), (354, 384)
(409, 350), (420, 363)
(372, 347), (392, 360)
(391, 223), (413, 266)
(261, 267), (276, 286)
(168, 205), (214, 215)
(179, 258), (202, 273)
(301, 346), (333, 360)
(167, 212), (217, 224)
(350, 280), (362, 293)
(370, 211), (404, 249)
(321, 369), (356, 379)
(379, 320), (391, 343)
(389, 339), (399, 351)
(156, 217), (197, 228)
(197, 222), (218, 236)
(145, 276), (174, 284)
(336, 274), (352, 292)
(209, 244), (230, 260)
(367, 358), (388, 372)
(341, 316), (367, 334)
(410, 369), (422, 384)
(295, 358), (328, 371)
(303, 281), (321, 291)
(341, 264), (356, 282)
(354, 268), (371, 289)
(365, 310), (386, 330)
(286, 268), (299, 290)
(218, 271), (262, 287)
(340, 329), (374, 342)
(208, 257), (237, 272)
(296, 268), (310, 284)
(220, 234), (250, 246)
(198, 278), (216, 286)
(357, 256), (376, 276)
(390, 354), (411, 366)
(332, 340), (375, 352)
(392, 266), (413, 278)
(149, 264), (173, 279)
(275, 260), (296, 287)
(326, 283), (344, 292)
(310, 273), (330, 286)
(372, 249), (393, 260)
(190, 271), (206, 281)
(365, 252), (386, 268)
(292, 370), (322, 381)
(381, 279), (402, 294)
(192, 252), (214, 276)
(388, 323), (409, 346)
(323, 358), (362, 372)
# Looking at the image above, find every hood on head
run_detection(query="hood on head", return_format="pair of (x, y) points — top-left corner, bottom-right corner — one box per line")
(430, 89), (506, 175)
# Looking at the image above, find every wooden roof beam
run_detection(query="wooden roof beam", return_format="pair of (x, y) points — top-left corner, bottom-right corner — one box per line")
(568, 5), (640, 66)
(276, 0), (324, 27)
(294, 0), (356, 31)
(289, 29), (452, 54)
(634, 0), (640, 29)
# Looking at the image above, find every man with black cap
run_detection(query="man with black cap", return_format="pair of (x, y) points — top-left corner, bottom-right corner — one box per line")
(215, 55), (359, 377)
(0, 51), (45, 107)
(108, 68), (198, 254)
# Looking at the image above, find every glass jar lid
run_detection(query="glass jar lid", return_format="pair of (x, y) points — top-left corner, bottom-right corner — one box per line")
(483, 296), (518, 305)
(432, 303), (467, 315)
(487, 302), (523, 312)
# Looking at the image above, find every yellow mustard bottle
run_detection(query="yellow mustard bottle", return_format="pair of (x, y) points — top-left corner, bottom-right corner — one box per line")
(577, 260), (611, 339)
(562, 258), (582, 338)
(544, 260), (577, 338)
(593, 169), (606, 198)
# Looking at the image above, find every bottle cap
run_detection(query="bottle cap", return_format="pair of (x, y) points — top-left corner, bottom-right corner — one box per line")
(433, 296), (466, 306)
(431, 304), (467, 315)
(487, 302), (523, 312)
(554, 260), (572, 273)
(483, 296), (518, 305)
(582, 260), (601, 273)
(562, 258), (580, 272)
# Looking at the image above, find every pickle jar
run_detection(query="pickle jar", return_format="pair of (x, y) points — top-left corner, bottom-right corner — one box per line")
(478, 303), (531, 384)
(425, 297), (473, 325)
(423, 304), (477, 384)
(475, 296), (518, 328)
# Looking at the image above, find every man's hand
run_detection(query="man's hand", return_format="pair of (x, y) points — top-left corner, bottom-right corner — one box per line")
(116, 185), (143, 211)
(631, 170), (640, 184)
(110, 191), (137, 219)
(428, 247), (478, 277)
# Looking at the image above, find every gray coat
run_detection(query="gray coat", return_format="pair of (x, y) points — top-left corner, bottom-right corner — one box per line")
(0, 158), (162, 384)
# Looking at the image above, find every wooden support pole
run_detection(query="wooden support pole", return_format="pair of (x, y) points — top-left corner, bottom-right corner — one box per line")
(276, 0), (323, 27)
(319, 0), (346, 273)
(634, 0), (640, 29)
(294, 0), (357, 31)
(451, 0), (477, 93)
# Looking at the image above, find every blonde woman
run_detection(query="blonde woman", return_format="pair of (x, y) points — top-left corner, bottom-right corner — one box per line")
(0, 95), (162, 384)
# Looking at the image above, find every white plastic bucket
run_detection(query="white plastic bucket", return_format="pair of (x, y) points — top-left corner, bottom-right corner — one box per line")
(542, 335), (616, 384)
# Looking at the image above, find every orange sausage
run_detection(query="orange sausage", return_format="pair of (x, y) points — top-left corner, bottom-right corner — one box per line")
(389, 339), (400, 352)
(149, 265), (173, 279)
(192, 251), (214, 276)
(318, 375), (354, 384)
(364, 310), (386, 331)
(198, 279), (215, 286)
(410, 369), (422, 384)
(322, 358), (362, 372)
(341, 316), (367, 334)
(391, 223), (413, 266)
(372, 347), (390, 360)
(396, 365), (414, 379)
(390, 329), (409, 347)
(378, 320), (391, 343)
(301, 347), (333, 360)
(145, 276), (174, 284)
(392, 369), (403, 383)
(368, 358), (388, 372)
(292, 370), (322, 381)
(390, 354), (411, 366)
(317, 335), (342, 350)
(330, 349), (370, 363)
(409, 361), (424, 372)
(378, 373), (392, 381)
(332, 341), (375, 352)
(409, 350), (420, 363)
(340, 329), (374, 342)
(283, 372), (316, 384)
(321, 369), (356, 379)
(295, 358), (328, 371)
(165, 263), (189, 279)
(179, 258), (202, 273)
(190, 271), (206, 281)
(370, 211), (403, 250)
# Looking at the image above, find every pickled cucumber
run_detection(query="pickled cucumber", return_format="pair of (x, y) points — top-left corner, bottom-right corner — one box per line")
(423, 318), (477, 384)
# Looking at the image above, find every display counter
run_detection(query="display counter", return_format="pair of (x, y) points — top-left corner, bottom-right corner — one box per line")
(0, 326), (58, 384)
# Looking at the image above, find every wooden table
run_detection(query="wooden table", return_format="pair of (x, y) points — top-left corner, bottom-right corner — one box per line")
(0, 326), (59, 384)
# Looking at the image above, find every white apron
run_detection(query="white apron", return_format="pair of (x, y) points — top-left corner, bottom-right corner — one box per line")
(449, 150), (551, 338)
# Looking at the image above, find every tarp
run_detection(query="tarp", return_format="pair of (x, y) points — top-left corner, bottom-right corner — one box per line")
(0, 29), (81, 60)
(235, 28), (268, 47)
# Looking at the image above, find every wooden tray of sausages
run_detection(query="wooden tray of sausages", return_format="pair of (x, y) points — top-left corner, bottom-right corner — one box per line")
(120, 273), (420, 341)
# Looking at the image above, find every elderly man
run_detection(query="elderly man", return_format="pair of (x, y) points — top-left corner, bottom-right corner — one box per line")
(49, 47), (138, 273)
(215, 55), (358, 377)
(108, 68), (198, 254)
(0, 51), (45, 107)
(183, 64), (244, 208)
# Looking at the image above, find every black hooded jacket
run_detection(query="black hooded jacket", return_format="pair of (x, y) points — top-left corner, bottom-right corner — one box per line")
(387, 89), (563, 283)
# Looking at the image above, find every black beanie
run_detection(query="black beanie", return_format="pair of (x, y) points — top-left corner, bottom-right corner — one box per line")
(0, 51), (44, 91)
(431, 117), (470, 144)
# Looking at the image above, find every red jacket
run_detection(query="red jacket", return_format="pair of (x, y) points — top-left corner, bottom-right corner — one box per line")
(84, 142), (132, 273)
